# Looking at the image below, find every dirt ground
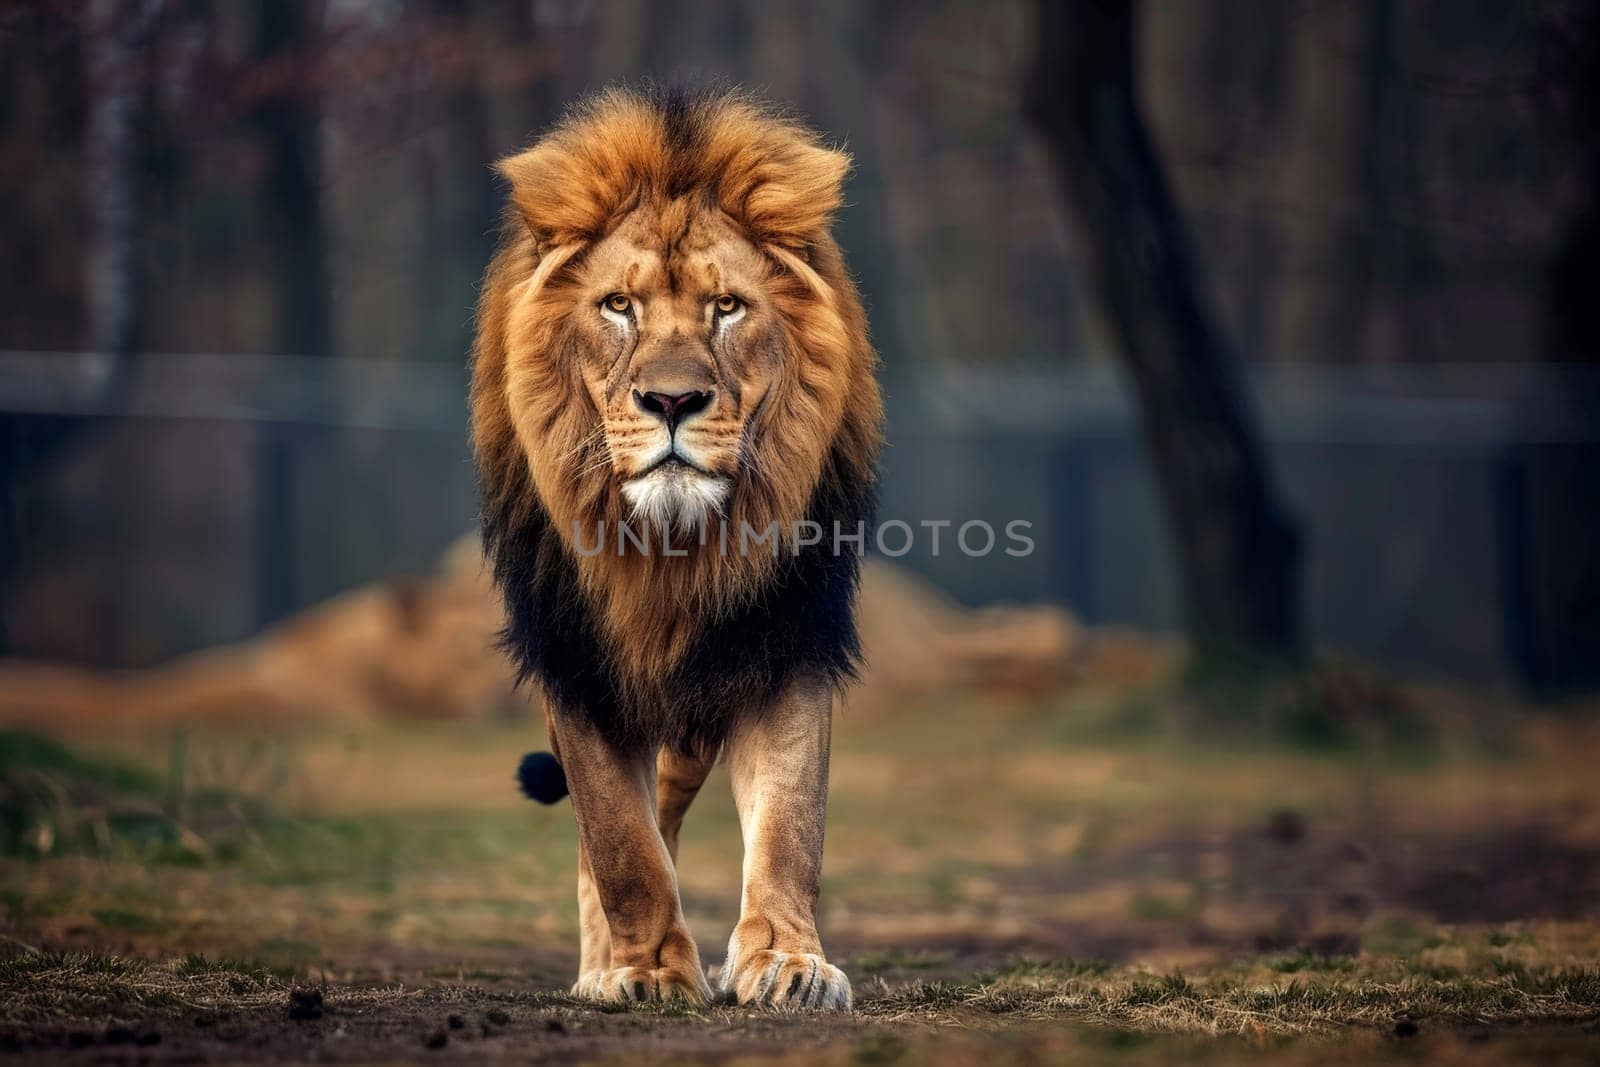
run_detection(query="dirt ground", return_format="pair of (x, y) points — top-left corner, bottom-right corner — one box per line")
(3, 673), (1600, 1063)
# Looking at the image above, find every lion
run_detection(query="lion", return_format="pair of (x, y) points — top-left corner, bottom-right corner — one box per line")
(471, 86), (881, 1010)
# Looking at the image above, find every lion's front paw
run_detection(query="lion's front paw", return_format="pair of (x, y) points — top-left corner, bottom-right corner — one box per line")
(573, 964), (711, 1006)
(723, 950), (852, 1011)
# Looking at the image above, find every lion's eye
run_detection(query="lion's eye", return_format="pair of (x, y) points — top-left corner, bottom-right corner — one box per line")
(603, 293), (632, 315)
(713, 294), (741, 316)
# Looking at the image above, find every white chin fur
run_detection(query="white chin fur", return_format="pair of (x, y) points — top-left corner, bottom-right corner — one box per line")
(621, 465), (729, 533)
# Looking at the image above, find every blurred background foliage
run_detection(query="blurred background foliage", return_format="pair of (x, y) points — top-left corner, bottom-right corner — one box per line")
(4, 1), (1584, 365)
(0, 0), (1597, 696)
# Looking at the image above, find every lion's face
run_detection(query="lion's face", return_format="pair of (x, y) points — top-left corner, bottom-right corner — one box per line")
(565, 206), (780, 532)
(478, 87), (881, 629)
(476, 87), (882, 713)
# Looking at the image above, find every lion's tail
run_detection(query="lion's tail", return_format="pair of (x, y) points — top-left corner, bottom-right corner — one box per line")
(516, 751), (569, 804)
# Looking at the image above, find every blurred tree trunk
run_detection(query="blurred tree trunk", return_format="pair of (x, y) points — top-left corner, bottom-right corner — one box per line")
(83, 0), (164, 661)
(1547, 5), (1600, 370)
(1141, 0), (1292, 367)
(86, 0), (163, 365)
(0, 7), (92, 655)
(413, 1), (501, 364)
(249, 1), (329, 629)
(1516, 3), (1600, 694)
(1024, 0), (1304, 667)
(805, 0), (909, 368)
(252, 0), (331, 359)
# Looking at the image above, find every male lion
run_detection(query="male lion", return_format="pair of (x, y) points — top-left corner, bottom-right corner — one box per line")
(471, 87), (881, 1010)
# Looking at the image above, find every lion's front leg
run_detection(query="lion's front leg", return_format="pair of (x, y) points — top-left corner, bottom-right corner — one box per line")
(548, 712), (711, 1005)
(721, 677), (852, 1010)
(573, 842), (610, 978)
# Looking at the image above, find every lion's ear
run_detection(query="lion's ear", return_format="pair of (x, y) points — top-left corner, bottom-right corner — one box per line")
(748, 143), (851, 246)
(494, 141), (645, 246)
(495, 145), (599, 247)
(764, 242), (835, 306)
(496, 93), (667, 244)
(718, 139), (852, 249)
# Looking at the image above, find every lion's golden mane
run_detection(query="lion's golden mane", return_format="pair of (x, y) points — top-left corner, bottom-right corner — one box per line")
(471, 87), (882, 752)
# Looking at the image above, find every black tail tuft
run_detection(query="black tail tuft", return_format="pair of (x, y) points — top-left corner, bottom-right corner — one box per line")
(516, 751), (569, 804)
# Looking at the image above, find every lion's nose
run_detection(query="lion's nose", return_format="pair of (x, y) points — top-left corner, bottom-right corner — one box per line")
(635, 389), (712, 429)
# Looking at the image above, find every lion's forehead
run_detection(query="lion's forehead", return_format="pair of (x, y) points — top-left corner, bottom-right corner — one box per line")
(582, 236), (662, 292)
(591, 209), (766, 298)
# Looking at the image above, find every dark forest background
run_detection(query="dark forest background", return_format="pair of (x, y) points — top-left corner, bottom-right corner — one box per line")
(1, 0), (1597, 693)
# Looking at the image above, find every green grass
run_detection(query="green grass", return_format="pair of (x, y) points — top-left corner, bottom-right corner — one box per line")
(0, 728), (266, 863)
(90, 909), (169, 936)
(0, 728), (551, 886)
(1127, 893), (1196, 922)
(0, 731), (161, 795)
(854, 948), (954, 974)
(1266, 952), (1357, 975)
(1044, 657), (1456, 766)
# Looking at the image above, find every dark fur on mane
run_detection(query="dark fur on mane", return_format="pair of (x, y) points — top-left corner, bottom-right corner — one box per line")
(481, 449), (872, 756)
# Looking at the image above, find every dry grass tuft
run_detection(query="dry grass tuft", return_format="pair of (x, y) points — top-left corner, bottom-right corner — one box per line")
(863, 959), (1600, 1037)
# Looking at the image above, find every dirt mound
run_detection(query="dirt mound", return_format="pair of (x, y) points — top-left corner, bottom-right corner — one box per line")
(0, 537), (1163, 733)
(0, 536), (517, 732)
(855, 560), (1080, 705)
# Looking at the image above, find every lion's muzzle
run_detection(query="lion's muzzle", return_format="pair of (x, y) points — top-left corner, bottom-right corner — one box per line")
(634, 388), (712, 431)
